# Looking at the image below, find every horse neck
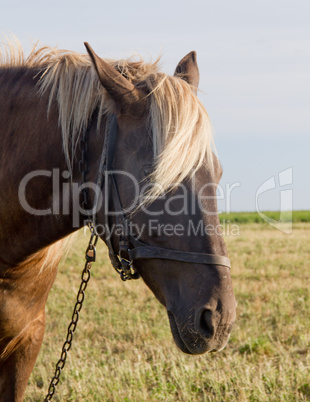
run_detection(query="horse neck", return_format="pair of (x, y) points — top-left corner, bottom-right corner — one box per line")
(0, 66), (104, 266)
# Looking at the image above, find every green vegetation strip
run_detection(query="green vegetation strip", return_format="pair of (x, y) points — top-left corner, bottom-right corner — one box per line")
(219, 210), (310, 224)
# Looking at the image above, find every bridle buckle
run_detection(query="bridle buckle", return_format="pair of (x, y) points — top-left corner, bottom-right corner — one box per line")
(119, 258), (140, 281)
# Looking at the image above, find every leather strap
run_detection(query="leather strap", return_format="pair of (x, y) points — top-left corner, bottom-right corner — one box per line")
(128, 246), (231, 268)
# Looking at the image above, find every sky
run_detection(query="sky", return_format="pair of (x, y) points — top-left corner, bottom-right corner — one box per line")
(1, 0), (309, 211)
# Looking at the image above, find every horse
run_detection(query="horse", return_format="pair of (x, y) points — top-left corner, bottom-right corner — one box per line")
(0, 38), (236, 401)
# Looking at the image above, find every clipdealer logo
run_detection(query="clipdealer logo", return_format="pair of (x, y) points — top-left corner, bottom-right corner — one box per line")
(255, 167), (293, 234)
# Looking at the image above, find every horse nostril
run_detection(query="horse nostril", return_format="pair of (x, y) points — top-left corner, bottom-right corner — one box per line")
(199, 309), (215, 339)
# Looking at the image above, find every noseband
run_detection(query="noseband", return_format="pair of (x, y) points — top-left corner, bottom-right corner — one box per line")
(91, 114), (231, 281)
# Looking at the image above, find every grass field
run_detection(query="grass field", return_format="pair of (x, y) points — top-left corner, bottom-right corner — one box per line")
(25, 215), (310, 401)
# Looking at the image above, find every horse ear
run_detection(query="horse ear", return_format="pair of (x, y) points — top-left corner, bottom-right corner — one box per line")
(84, 42), (144, 114)
(174, 51), (199, 95)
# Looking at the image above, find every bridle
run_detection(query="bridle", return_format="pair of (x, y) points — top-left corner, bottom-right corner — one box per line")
(90, 114), (231, 281)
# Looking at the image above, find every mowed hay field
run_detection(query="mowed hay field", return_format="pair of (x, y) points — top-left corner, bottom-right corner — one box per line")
(26, 219), (310, 401)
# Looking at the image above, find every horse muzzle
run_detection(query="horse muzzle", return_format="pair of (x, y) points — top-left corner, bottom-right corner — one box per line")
(167, 305), (235, 355)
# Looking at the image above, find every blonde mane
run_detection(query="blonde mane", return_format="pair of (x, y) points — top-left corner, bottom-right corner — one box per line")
(1, 37), (215, 199)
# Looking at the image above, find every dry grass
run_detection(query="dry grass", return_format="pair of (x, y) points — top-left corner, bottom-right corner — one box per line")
(25, 223), (310, 401)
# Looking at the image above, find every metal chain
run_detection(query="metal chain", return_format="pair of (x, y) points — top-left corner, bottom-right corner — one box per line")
(45, 119), (97, 400)
(44, 221), (98, 401)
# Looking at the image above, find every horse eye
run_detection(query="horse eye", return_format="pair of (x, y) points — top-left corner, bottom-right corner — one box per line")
(143, 164), (153, 176)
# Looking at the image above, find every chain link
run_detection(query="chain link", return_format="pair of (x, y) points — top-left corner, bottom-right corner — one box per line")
(44, 221), (98, 401)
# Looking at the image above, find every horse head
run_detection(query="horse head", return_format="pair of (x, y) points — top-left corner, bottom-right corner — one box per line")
(85, 44), (237, 354)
